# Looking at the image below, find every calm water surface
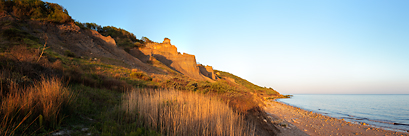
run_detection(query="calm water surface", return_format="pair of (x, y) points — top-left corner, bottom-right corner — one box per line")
(277, 94), (409, 132)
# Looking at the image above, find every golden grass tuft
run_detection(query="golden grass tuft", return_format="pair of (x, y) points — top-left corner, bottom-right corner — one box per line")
(122, 89), (255, 136)
(131, 69), (138, 73)
(0, 77), (72, 135)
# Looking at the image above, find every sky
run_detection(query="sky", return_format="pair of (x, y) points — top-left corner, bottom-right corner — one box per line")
(44, 0), (409, 94)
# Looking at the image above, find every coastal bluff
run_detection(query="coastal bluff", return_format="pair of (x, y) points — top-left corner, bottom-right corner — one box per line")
(130, 38), (217, 80)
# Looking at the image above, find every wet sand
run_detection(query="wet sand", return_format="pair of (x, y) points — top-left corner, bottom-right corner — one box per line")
(264, 100), (409, 136)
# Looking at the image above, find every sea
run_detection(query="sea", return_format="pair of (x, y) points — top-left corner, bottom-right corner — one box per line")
(276, 94), (409, 132)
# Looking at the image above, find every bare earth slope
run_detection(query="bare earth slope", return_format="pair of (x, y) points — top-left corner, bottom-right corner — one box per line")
(0, 10), (283, 135)
(26, 21), (162, 73)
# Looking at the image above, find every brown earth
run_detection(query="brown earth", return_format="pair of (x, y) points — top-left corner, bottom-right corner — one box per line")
(199, 65), (218, 80)
(1, 11), (219, 79)
(264, 100), (409, 136)
(130, 38), (217, 81)
(1, 12), (284, 135)
(27, 21), (157, 72)
(2, 10), (216, 80)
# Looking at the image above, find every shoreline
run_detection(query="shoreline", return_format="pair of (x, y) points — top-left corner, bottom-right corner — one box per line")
(276, 99), (409, 133)
(264, 100), (409, 136)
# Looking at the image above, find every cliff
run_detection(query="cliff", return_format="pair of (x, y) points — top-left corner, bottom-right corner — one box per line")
(130, 38), (217, 80)
(5, 16), (161, 74)
(0, 1), (282, 135)
(199, 65), (218, 80)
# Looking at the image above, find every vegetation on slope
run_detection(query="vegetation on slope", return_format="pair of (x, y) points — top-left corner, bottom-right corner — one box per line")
(123, 89), (255, 136)
(0, 0), (282, 135)
(0, 0), (72, 23)
(74, 22), (145, 52)
(0, 77), (72, 135)
(215, 70), (279, 96)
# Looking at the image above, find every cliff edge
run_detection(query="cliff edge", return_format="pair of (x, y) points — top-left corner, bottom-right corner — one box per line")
(130, 38), (217, 81)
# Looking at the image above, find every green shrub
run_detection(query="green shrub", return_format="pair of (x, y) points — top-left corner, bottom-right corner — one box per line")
(1, 0), (73, 23)
(74, 21), (87, 29)
(2, 27), (38, 42)
(73, 22), (145, 49)
(130, 72), (152, 81)
(187, 81), (198, 91)
(64, 50), (75, 57)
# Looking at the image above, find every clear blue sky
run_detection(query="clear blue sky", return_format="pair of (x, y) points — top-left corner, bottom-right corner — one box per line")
(45, 0), (409, 94)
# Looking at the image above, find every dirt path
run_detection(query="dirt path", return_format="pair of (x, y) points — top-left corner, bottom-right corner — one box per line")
(264, 100), (409, 136)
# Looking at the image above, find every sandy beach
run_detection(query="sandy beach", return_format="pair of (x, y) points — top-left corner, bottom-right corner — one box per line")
(264, 100), (409, 136)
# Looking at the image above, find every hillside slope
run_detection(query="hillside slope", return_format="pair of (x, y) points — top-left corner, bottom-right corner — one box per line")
(0, 1), (284, 135)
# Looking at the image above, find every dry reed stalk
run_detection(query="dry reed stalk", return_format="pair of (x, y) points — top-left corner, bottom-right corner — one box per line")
(0, 77), (72, 135)
(122, 89), (255, 136)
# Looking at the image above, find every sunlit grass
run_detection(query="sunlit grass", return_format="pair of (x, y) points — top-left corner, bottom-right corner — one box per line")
(122, 89), (255, 136)
(0, 77), (72, 135)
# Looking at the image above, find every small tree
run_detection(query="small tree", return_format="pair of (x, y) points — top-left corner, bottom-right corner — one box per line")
(142, 37), (153, 43)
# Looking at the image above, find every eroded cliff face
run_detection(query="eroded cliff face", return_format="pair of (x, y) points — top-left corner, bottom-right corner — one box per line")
(2, 11), (216, 80)
(19, 19), (160, 73)
(130, 38), (216, 80)
(199, 65), (218, 80)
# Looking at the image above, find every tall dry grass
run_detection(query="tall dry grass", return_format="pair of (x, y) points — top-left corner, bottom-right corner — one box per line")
(0, 77), (72, 135)
(122, 89), (255, 136)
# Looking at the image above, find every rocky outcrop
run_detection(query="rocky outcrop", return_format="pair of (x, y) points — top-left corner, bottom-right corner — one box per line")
(198, 65), (217, 80)
(5, 11), (215, 79)
(131, 38), (214, 80)
(90, 30), (116, 47)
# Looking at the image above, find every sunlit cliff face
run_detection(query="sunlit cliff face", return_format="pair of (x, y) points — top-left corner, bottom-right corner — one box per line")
(163, 38), (171, 44)
(130, 38), (217, 81)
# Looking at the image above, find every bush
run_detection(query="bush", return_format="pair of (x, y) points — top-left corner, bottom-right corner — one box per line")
(99, 26), (145, 49)
(73, 22), (145, 49)
(1, 27), (38, 42)
(130, 72), (152, 81)
(64, 50), (75, 57)
(74, 21), (87, 29)
(1, 0), (73, 23)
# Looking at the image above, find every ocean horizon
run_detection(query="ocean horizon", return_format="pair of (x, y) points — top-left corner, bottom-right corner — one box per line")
(277, 94), (409, 132)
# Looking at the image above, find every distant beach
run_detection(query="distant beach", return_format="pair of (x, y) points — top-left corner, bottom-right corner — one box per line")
(264, 100), (409, 136)
(277, 94), (409, 132)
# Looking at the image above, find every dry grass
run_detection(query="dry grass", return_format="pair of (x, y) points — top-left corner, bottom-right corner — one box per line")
(122, 89), (255, 136)
(0, 77), (72, 135)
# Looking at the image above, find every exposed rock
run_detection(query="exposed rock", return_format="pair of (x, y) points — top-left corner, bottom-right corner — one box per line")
(198, 65), (217, 80)
(90, 30), (116, 47)
(18, 19), (160, 73)
(129, 48), (151, 63)
(132, 38), (214, 80)
(2, 11), (214, 80)
(163, 37), (171, 44)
